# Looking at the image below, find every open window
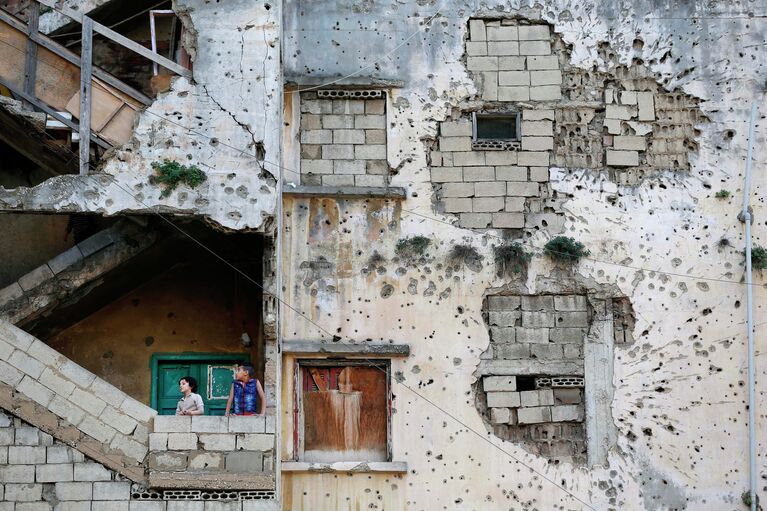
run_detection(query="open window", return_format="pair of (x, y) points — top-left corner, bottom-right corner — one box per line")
(472, 112), (521, 150)
(294, 360), (390, 462)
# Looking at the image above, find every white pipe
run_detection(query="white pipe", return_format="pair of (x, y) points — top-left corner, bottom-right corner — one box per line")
(741, 102), (757, 511)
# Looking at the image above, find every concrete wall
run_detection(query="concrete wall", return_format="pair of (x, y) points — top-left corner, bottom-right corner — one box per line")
(280, 1), (767, 509)
(45, 263), (262, 404)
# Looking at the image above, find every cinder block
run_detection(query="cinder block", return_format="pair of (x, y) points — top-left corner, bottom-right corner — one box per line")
(18, 264), (54, 292)
(187, 452), (224, 471)
(16, 376), (54, 407)
(483, 376), (517, 392)
(154, 416), (192, 433)
(549, 327), (587, 343)
(518, 25), (549, 40)
(36, 463), (74, 482)
(0, 282), (24, 306)
(365, 129), (386, 144)
(488, 311), (521, 327)
(486, 152), (516, 166)
(55, 482), (93, 501)
(73, 462), (112, 482)
(439, 137), (472, 152)
(9, 446), (46, 464)
(48, 397), (86, 427)
(96, 503), (130, 511)
(228, 416), (266, 434)
(48, 246), (84, 274)
(530, 344), (564, 360)
(553, 295), (587, 311)
(321, 114), (354, 129)
(366, 161), (388, 176)
(517, 151), (549, 167)
(355, 175), (386, 187)
(225, 451), (263, 473)
(490, 407), (511, 424)
(0, 465), (35, 482)
(486, 391), (521, 408)
(0, 361), (24, 387)
(637, 92), (655, 121)
(472, 197), (504, 212)
(431, 167), (463, 183)
(165, 432), (197, 453)
(88, 379), (127, 409)
(459, 213), (491, 228)
(495, 166), (527, 181)
(514, 327), (550, 344)
(365, 99), (385, 114)
(236, 433), (274, 451)
(300, 114), (322, 130)
(333, 160), (365, 175)
(149, 433), (168, 451)
(78, 416), (117, 444)
(487, 26), (518, 41)
(301, 159), (333, 174)
(92, 481), (131, 500)
(15, 426), (40, 445)
(488, 41), (519, 56)
(492, 212), (525, 228)
(39, 368), (75, 398)
(321, 175), (354, 187)
(506, 182), (540, 197)
(605, 105), (635, 120)
(526, 55), (559, 70)
(530, 70), (562, 86)
(58, 361), (96, 389)
(522, 311), (554, 328)
(604, 118), (622, 135)
(521, 137), (553, 151)
(613, 136), (646, 151)
(0, 426), (13, 445)
(299, 129), (332, 144)
(332, 130), (365, 145)
(551, 404), (584, 422)
(77, 229), (115, 258)
(190, 417), (228, 434)
(498, 86), (529, 101)
(487, 295), (521, 310)
(9, 351), (45, 379)
(494, 343), (530, 359)
(529, 85), (561, 101)
(440, 121), (473, 137)
(523, 109), (555, 121)
(355, 144), (386, 160)
(555, 311), (590, 327)
(521, 120), (553, 137)
(462, 166), (495, 182)
(499, 71), (529, 86)
(529, 167), (549, 182)
(441, 183), (475, 197)
(99, 407), (137, 436)
(453, 152), (486, 167)
(521, 295), (553, 311)
(148, 452), (187, 471)
(619, 91), (637, 105)
(69, 389), (107, 416)
(469, 19), (486, 41)
(516, 406), (551, 424)
(321, 144), (354, 160)
(443, 198), (473, 213)
(0, 339), (13, 361)
(519, 40), (550, 55)
(520, 390), (541, 407)
(354, 114), (385, 129)
(554, 388), (582, 405)
(538, 389), (554, 405)
(474, 181), (506, 197)
(4, 483), (43, 501)
(47, 445), (82, 464)
(564, 344), (583, 359)
(606, 150), (639, 167)
(498, 56), (526, 70)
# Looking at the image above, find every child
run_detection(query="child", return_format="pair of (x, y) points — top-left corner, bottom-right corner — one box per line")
(175, 376), (204, 416)
(225, 364), (266, 416)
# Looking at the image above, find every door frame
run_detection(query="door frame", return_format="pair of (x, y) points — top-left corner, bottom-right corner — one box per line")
(149, 352), (250, 410)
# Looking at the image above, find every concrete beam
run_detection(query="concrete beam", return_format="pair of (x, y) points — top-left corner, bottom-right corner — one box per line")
(281, 461), (408, 473)
(284, 185), (407, 200)
(282, 341), (410, 357)
(148, 471), (275, 490)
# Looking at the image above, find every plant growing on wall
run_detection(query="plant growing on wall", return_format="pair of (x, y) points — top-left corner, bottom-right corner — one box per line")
(714, 189), (731, 199)
(494, 243), (532, 276)
(544, 236), (590, 263)
(150, 160), (207, 198)
(448, 244), (483, 272)
(750, 245), (767, 270)
(395, 236), (431, 260)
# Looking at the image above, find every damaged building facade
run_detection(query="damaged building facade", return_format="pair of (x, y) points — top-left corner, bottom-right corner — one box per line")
(0, 0), (765, 509)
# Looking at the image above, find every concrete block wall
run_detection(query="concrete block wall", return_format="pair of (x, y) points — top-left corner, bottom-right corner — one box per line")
(0, 412), (278, 509)
(299, 91), (388, 187)
(148, 416), (275, 490)
(0, 321), (154, 469)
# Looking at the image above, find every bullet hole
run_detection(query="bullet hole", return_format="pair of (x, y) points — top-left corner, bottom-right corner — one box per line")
(102, 351), (113, 359)
(144, 337), (155, 347)
(702, 308), (712, 315)
(381, 283), (394, 298)
(642, 428), (652, 437)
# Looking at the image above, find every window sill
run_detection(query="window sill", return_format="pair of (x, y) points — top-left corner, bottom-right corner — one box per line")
(283, 185), (406, 200)
(281, 461), (408, 474)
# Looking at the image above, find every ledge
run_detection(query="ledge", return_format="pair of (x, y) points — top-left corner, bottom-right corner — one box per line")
(284, 77), (404, 89)
(282, 341), (410, 357)
(281, 461), (407, 474)
(283, 185), (407, 200)
(149, 471), (275, 490)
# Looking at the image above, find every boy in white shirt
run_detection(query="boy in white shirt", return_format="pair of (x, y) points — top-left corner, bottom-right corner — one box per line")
(176, 376), (205, 416)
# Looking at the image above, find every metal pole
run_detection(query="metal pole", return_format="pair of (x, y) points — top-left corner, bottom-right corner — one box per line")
(79, 16), (93, 175)
(740, 102), (758, 511)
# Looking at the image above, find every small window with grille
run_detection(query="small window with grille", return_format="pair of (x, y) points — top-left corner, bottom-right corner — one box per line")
(472, 112), (521, 150)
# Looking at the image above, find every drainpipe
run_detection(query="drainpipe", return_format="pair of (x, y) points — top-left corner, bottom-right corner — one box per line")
(739, 103), (758, 511)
